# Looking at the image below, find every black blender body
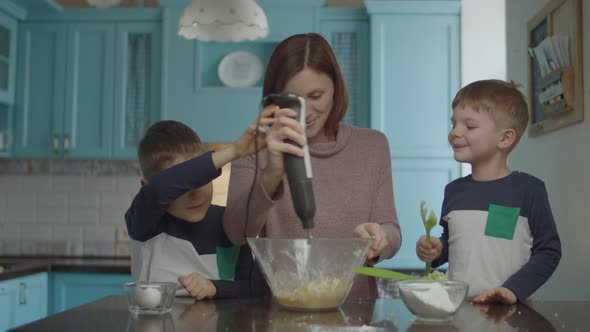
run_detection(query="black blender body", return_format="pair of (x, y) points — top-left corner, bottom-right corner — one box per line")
(262, 93), (316, 229)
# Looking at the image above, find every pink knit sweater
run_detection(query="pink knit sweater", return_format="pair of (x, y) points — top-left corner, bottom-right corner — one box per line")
(223, 124), (402, 257)
(223, 124), (402, 299)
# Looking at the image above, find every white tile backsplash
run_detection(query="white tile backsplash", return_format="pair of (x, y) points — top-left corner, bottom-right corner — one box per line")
(69, 192), (100, 209)
(4, 193), (36, 223)
(20, 224), (53, 241)
(0, 193), (5, 223)
(52, 176), (83, 192)
(100, 192), (130, 225)
(83, 225), (116, 242)
(84, 176), (117, 192)
(37, 193), (68, 208)
(0, 223), (21, 240)
(0, 174), (137, 256)
(22, 175), (52, 192)
(52, 225), (83, 242)
(0, 176), (21, 192)
(117, 176), (140, 193)
(69, 208), (99, 225)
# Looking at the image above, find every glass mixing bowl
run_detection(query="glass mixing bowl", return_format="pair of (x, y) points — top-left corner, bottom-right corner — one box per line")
(398, 280), (469, 322)
(247, 237), (372, 311)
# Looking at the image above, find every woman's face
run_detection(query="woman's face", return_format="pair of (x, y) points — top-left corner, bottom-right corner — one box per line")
(283, 68), (334, 142)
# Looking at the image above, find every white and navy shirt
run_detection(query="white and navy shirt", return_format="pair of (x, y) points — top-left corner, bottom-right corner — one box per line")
(125, 152), (265, 299)
(432, 172), (561, 301)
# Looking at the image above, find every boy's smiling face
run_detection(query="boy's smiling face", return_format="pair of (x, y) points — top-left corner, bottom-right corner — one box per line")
(448, 105), (504, 167)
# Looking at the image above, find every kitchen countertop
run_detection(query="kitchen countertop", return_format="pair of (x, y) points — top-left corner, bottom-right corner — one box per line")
(9, 293), (585, 331)
(0, 256), (131, 281)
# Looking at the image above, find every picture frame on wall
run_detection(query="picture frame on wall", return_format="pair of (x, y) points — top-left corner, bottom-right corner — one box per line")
(527, 0), (583, 137)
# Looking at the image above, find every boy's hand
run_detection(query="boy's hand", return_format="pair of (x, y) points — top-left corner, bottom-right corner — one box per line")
(472, 287), (517, 304)
(353, 223), (388, 260)
(212, 106), (276, 169)
(472, 303), (517, 322)
(178, 272), (217, 300)
(233, 106), (277, 158)
(416, 235), (442, 262)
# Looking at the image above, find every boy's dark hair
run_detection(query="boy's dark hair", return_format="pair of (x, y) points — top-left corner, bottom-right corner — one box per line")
(452, 79), (529, 143)
(138, 120), (204, 180)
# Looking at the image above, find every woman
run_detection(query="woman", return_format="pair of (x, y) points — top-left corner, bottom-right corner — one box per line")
(223, 33), (402, 296)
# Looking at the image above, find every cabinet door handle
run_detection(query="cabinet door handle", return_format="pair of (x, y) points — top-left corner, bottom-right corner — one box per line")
(53, 135), (59, 153)
(19, 283), (28, 305)
(64, 134), (70, 153)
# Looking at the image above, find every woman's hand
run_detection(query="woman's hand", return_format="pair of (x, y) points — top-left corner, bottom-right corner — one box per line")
(258, 106), (307, 197)
(264, 106), (306, 172)
(178, 272), (217, 300)
(353, 223), (389, 260)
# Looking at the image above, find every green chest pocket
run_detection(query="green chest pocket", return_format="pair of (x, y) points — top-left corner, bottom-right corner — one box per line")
(484, 204), (520, 240)
(216, 246), (240, 280)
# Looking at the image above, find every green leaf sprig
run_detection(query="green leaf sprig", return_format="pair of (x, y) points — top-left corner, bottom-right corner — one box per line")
(420, 200), (438, 276)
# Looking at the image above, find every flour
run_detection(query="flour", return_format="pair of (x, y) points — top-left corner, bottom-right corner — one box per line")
(400, 282), (456, 318)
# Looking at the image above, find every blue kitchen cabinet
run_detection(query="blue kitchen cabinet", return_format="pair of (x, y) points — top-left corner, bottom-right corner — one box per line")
(13, 17), (161, 159)
(0, 272), (48, 331)
(112, 22), (161, 159)
(0, 10), (18, 105)
(0, 277), (18, 331)
(320, 8), (370, 128)
(0, 104), (12, 157)
(50, 272), (131, 314)
(14, 22), (115, 158)
(365, 1), (461, 269)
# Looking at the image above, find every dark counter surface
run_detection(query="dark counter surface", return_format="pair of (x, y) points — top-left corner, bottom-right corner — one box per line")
(10, 293), (586, 332)
(0, 256), (131, 281)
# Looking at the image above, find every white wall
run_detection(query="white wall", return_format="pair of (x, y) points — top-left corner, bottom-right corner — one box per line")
(506, 0), (590, 300)
(460, 0), (505, 176)
(461, 0), (506, 84)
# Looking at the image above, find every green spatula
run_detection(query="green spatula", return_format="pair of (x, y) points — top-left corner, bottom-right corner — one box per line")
(354, 267), (417, 280)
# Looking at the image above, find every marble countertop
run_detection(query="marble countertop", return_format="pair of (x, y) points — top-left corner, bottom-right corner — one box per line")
(10, 293), (586, 332)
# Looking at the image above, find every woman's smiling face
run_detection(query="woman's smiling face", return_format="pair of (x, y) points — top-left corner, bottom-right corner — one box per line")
(283, 68), (335, 143)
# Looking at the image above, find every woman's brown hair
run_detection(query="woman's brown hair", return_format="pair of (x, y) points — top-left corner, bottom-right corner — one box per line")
(263, 33), (349, 138)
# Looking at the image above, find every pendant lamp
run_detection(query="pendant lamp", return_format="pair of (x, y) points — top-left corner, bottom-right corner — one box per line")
(178, 0), (269, 42)
(85, 0), (123, 8)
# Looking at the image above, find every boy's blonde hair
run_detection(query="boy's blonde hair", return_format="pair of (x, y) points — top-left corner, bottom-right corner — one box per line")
(138, 120), (205, 180)
(452, 79), (529, 144)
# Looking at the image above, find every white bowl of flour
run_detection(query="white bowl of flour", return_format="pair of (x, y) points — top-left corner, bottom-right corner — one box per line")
(398, 280), (468, 322)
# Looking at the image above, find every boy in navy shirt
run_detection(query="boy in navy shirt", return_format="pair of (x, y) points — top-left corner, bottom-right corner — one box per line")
(416, 80), (561, 304)
(126, 111), (273, 299)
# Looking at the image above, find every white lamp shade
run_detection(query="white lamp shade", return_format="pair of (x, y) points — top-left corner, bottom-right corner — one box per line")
(178, 0), (269, 42)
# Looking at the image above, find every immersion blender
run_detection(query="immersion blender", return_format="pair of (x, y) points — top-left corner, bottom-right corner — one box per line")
(262, 93), (316, 229)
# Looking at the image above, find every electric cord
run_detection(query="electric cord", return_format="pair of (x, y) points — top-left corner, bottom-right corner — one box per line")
(246, 101), (265, 298)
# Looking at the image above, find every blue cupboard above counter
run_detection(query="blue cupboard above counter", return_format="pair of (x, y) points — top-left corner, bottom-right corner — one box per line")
(12, 8), (161, 159)
(2, 0), (372, 156)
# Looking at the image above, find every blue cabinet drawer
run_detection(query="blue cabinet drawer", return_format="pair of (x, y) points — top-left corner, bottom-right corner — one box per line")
(50, 272), (131, 314)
